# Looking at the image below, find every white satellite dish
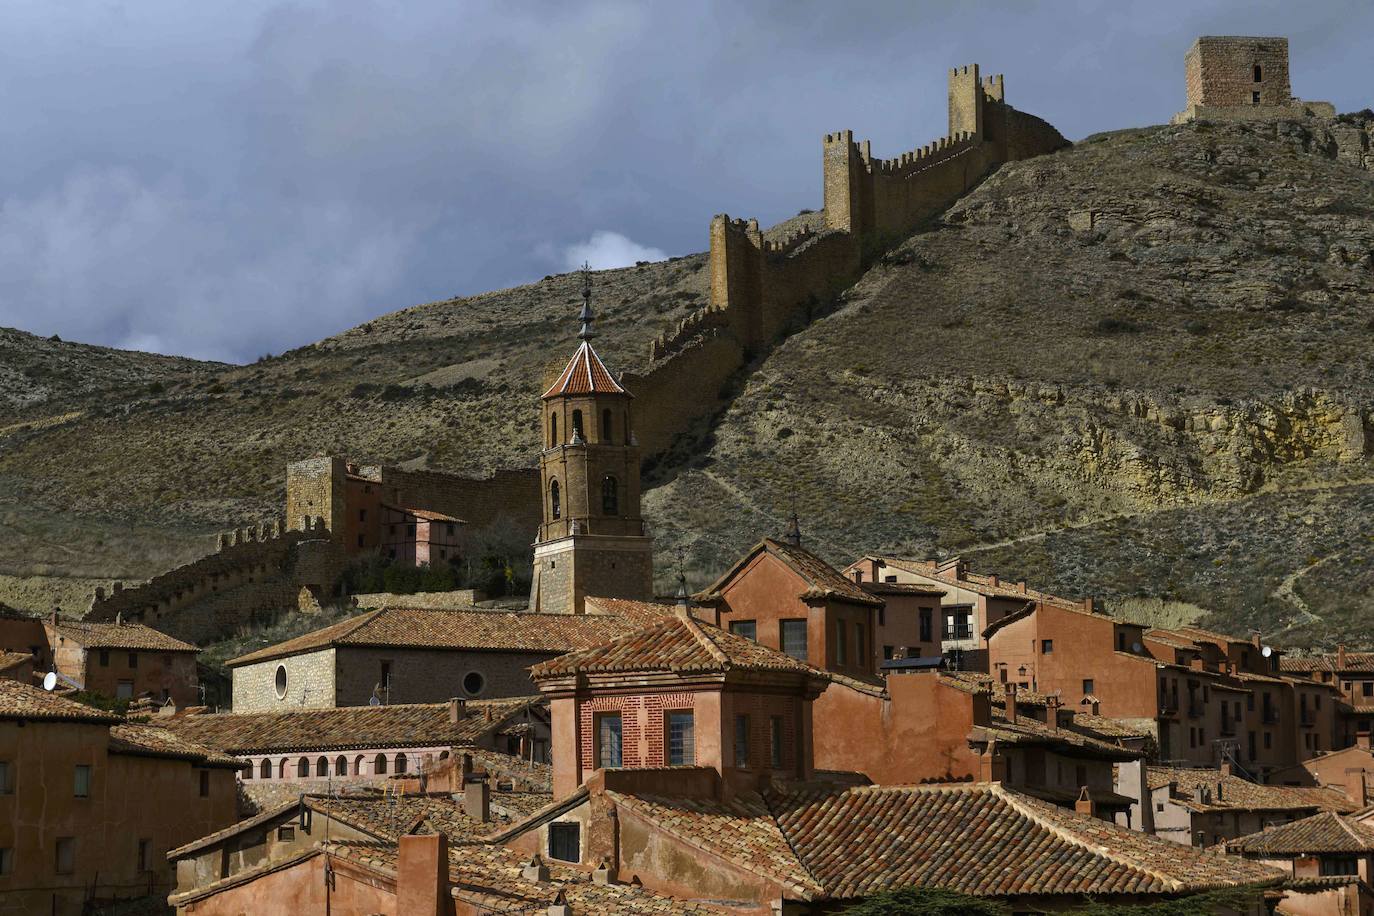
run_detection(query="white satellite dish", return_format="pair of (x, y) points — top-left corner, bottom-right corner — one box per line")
(368, 695), (381, 706)
(1261, 646), (1273, 658)
(42, 671), (57, 692)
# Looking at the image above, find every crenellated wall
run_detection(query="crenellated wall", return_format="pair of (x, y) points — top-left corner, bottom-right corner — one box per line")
(631, 62), (1067, 458)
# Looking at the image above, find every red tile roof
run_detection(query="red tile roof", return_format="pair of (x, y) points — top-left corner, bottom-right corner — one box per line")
(159, 696), (544, 754)
(1227, 811), (1374, 855)
(541, 340), (628, 398)
(49, 619), (198, 653)
(107, 723), (245, 769)
(0, 651), (32, 674)
(701, 539), (882, 607)
(531, 612), (823, 680)
(612, 782), (1279, 899)
(227, 607), (658, 667)
(0, 678), (120, 723)
(864, 556), (1086, 608)
(1148, 767), (1354, 814)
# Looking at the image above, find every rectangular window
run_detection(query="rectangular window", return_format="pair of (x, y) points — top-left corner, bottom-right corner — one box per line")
(1251, 91), (1261, 105)
(1041, 639), (1053, 654)
(277, 826), (296, 842)
(99, 649), (109, 667)
(780, 620), (808, 660)
(1264, 732), (1273, 750)
(359, 508), (367, 521)
(854, 623), (865, 666)
(919, 608), (932, 643)
(883, 645), (894, 660)
(116, 681), (134, 699)
(74, 765), (90, 798)
(0, 847), (10, 876)
(55, 838), (74, 875)
(380, 661), (392, 689)
(1082, 679), (1094, 695)
(597, 714), (622, 769)
(877, 606), (885, 627)
(835, 623), (847, 666)
(1363, 682), (1372, 697)
(357, 533), (365, 548)
(666, 711), (695, 766)
(128, 652), (138, 669)
(728, 620), (757, 642)
(1116, 631), (1125, 652)
(734, 715), (750, 768)
(549, 823), (580, 863)
(137, 839), (150, 872)
(1321, 857), (1359, 876)
(0, 761), (11, 794)
(199, 770), (210, 797)
(770, 716), (784, 769)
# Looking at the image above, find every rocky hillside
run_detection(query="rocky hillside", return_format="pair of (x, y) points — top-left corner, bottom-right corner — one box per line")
(3, 113), (1374, 647)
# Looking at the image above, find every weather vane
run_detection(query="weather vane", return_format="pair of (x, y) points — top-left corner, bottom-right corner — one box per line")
(577, 261), (596, 340)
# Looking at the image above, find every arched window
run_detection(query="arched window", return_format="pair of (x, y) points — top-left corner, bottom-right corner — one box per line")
(1253, 64), (1262, 82)
(259, 759), (271, 780)
(278, 759), (288, 779)
(572, 409), (584, 440)
(550, 479), (561, 520)
(374, 754), (388, 775)
(601, 408), (612, 443)
(354, 755), (365, 776)
(296, 757), (309, 778)
(395, 753), (408, 773)
(550, 412), (557, 447)
(602, 475), (618, 515)
(243, 759), (254, 780)
(315, 757), (328, 777)
(335, 756), (348, 776)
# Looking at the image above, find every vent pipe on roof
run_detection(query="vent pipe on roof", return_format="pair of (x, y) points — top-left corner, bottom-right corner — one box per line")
(784, 512), (802, 548)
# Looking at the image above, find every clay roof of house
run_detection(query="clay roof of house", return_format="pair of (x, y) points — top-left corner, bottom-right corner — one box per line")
(1227, 811), (1374, 855)
(168, 801), (302, 859)
(307, 792), (507, 845)
(861, 555), (1087, 608)
(541, 340), (628, 398)
(159, 696), (544, 754)
(857, 581), (947, 598)
(1144, 630), (1201, 651)
(0, 651), (32, 674)
(975, 717), (1142, 761)
(108, 723), (245, 768)
(581, 596), (683, 626)
(700, 539), (882, 607)
(318, 840), (717, 914)
(227, 606), (659, 667)
(1283, 652), (1374, 674)
(530, 612), (824, 680)
(610, 782), (1279, 899)
(48, 619), (198, 653)
(410, 747), (553, 794)
(0, 678), (121, 723)
(379, 503), (464, 524)
(1147, 767), (1355, 814)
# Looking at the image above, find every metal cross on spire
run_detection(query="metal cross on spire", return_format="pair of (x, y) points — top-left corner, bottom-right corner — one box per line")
(577, 262), (597, 340)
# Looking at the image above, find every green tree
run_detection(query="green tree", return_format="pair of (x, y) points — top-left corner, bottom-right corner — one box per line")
(839, 889), (1008, 916)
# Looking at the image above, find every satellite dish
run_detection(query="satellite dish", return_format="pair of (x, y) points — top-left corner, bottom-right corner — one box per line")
(1262, 646), (1273, 658)
(368, 695), (381, 706)
(42, 671), (57, 692)
(1131, 642), (1143, 654)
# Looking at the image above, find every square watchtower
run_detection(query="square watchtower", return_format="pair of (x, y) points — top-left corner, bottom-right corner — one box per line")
(1174, 36), (1333, 124)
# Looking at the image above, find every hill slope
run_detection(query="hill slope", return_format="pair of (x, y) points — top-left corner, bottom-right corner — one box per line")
(4, 114), (1374, 647)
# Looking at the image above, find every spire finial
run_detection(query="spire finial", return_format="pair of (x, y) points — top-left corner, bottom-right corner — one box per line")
(674, 548), (690, 608)
(785, 509), (802, 548)
(577, 262), (597, 341)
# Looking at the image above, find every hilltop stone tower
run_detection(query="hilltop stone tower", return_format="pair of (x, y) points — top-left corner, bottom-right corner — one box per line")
(528, 269), (654, 615)
(1173, 37), (1333, 124)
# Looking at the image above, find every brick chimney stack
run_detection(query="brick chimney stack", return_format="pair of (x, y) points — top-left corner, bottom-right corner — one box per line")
(1005, 683), (1018, 724)
(397, 834), (448, 916)
(463, 777), (490, 823)
(1339, 645), (1349, 670)
(448, 697), (465, 724)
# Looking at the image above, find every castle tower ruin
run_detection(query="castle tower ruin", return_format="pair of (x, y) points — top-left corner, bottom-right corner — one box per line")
(528, 269), (654, 615)
(1173, 36), (1333, 124)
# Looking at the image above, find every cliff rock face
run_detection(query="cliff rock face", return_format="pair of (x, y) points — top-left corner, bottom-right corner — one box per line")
(3, 113), (1374, 647)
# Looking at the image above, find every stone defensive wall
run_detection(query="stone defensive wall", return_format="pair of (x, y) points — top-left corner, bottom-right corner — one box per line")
(357, 465), (541, 534)
(85, 517), (343, 644)
(630, 63), (1067, 458)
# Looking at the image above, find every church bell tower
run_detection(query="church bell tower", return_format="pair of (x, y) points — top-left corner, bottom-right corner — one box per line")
(528, 267), (654, 614)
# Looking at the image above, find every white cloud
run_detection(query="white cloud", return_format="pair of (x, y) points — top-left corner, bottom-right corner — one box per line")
(559, 231), (667, 272)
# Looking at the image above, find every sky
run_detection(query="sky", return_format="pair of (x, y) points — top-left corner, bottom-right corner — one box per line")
(0, 1), (1368, 364)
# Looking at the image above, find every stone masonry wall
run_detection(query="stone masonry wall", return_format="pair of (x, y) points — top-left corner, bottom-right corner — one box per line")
(334, 646), (553, 705)
(232, 648), (336, 712)
(361, 467), (541, 536)
(1187, 37), (1292, 109)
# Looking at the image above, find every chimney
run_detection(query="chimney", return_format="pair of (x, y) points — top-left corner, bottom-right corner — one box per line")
(1017, 581), (1027, 594)
(448, 697), (465, 724)
(463, 778), (490, 823)
(1005, 683), (1018, 724)
(987, 574), (999, 588)
(1359, 772), (1370, 808)
(521, 854), (550, 882)
(547, 889), (571, 916)
(1081, 597), (1094, 614)
(1189, 657), (1205, 671)
(396, 833), (448, 916)
(460, 752), (474, 780)
(1251, 631), (1262, 649)
(592, 859), (612, 886)
(1339, 645), (1349, 670)
(1075, 786), (1098, 818)
(1220, 760), (1234, 777)
(979, 741), (1006, 782)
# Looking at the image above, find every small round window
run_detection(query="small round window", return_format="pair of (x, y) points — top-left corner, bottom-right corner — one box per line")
(462, 671), (485, 697)
(275, 664), (288, 699)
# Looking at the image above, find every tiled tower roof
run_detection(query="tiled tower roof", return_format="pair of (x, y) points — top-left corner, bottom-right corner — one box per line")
(541, 341), (627, 398)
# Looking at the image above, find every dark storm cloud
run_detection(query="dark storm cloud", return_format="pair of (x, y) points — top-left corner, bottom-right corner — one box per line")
(0, 0), (1367, 363)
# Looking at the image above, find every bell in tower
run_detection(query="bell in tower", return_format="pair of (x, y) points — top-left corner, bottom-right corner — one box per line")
(528, 266), (654, 614)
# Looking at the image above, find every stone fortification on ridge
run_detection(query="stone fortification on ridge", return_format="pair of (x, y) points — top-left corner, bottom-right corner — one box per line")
(1173, 36), (1334, 124)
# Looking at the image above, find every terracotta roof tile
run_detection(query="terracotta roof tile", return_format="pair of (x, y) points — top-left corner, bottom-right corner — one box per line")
(867, 556), (1086, 608)
(228, 607), (653, 667)
(1227, 811), (1374, 855)
(49, 619), (198, 653)
(1148, 767), (1354, 814)
(541, 340), (628, 398)
(107, 723), (246, 769)
(159, 696), (544, 754)
(530, 613), (823, 680)
(702, 539), (882, 607)
(306, 793), (506, 845)
(0, 651), (33, 674)
(0, 678), (121, 723)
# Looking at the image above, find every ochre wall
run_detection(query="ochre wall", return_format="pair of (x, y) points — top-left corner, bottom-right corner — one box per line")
(179, 853), (402, 916)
